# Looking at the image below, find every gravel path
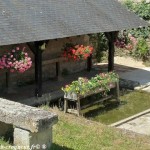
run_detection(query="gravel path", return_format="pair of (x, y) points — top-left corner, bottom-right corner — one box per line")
(114, 56), (145, 68)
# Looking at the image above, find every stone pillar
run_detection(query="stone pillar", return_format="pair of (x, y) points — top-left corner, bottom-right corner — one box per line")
(14, 127), (52, 150)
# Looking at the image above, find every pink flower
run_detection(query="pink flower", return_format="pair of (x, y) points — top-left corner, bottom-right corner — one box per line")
(16, 47), (20, 51)
(25, 53), (28, 56)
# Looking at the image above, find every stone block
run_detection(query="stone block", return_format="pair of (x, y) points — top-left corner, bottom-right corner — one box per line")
(14, 127), (52, 150)
(0, 98), (58, 133)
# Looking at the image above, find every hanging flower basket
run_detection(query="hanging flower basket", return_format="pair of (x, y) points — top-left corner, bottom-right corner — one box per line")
(62, 43), (94, 61)
(0, 47), (32, 73)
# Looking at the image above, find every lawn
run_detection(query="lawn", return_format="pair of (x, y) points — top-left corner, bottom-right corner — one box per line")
(1, 90), (150, 150)
(49, 108), (150, 150)
(1, 104), (150, 150)
(0, 138), (11, 149)
(84, 90), (150, 125)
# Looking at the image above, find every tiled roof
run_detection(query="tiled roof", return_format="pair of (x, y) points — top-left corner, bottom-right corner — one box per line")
(0, 0), (149, 46)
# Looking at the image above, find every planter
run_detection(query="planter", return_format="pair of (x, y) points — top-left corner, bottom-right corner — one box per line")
(64, 82), (116, 100)
(64, 81), (120, 116)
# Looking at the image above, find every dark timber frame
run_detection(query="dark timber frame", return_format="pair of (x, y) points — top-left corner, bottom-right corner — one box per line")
(26, 32), (118, 97)
(27, 41), (44, 97)
(105, 31), (118, 72)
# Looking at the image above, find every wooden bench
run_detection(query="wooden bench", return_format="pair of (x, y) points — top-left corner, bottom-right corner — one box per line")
(0, 98), (58, 150)
(64, 81), (120, 116)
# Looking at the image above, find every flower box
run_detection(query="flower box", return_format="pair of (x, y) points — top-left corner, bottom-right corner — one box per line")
(64, 82), (116, 101)
(62, 72), (120, 116)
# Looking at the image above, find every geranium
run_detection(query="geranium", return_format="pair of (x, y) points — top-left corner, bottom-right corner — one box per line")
(62, 43), (93, 61)
(0, 47), (32, 73)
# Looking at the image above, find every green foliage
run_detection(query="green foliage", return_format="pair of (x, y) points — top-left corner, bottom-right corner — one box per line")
(123, 0), (150, 39)
(129, 27), (150, 39)
(96, 33), (108, 62)
(89, 33), (108, 62)
(124, 0), (150, 20)
(62, 72), (119, 95)
(135, 38), (149, 60)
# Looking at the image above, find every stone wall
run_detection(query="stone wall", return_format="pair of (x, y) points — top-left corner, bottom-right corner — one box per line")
(0, 35), (89, 89)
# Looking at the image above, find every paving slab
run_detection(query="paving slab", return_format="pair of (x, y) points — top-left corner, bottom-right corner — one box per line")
(117, 113), (150, 135)
(142, 86), (150, 92)
(118, 67), (150, 91)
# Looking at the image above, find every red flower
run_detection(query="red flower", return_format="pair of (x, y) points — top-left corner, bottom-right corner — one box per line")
(62, 44), (94, 61)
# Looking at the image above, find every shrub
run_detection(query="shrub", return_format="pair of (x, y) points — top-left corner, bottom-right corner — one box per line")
(89, 33), (108, 62)
(123, 0), (150, 39)
(135, 38), (149, 61)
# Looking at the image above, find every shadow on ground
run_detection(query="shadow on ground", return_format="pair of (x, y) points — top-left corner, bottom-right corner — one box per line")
(0, 64), (149, 106)
(84, 100), (124, 118)
(51, 143), (74, 150)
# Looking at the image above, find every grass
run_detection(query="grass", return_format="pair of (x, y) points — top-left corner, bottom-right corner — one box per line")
(85, 90), (150, 125)
(47, 108), (150, 150)
(1, 103), (150, 150)
(1, 91), (150, 150)
(0, 138), (11, 150)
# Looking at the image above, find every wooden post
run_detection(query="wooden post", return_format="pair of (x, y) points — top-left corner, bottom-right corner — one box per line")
(76, 98), (81, 116)
(87, 54), (92, 72)
(64, 99), (68, 113)
(56, 62), (61, 79)
(6, 71), (9, 89)
(105, 32), (118, 72)
(115, 81), (120, 103)
(34, 42), (43, 97)
(27, 42), (44, 97)
(108, 39), (115, 72)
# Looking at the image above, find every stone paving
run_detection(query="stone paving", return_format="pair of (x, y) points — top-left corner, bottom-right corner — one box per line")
(117, 112), (150, 135)
(112, 58), (150, 135)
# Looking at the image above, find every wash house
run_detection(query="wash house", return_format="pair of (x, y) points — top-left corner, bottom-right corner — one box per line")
(0, 0), (148, 99)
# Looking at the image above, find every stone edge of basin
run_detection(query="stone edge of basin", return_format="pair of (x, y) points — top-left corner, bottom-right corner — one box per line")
(110, 109), (150, 127)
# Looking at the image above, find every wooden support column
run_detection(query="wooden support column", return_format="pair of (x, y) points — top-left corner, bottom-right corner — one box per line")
(108, 37), (115, 72)
(105, 32), (118, 72)
(87, 54), (92, 72)
(34, 42), (43, 97)
(27, 42), (44, 97)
